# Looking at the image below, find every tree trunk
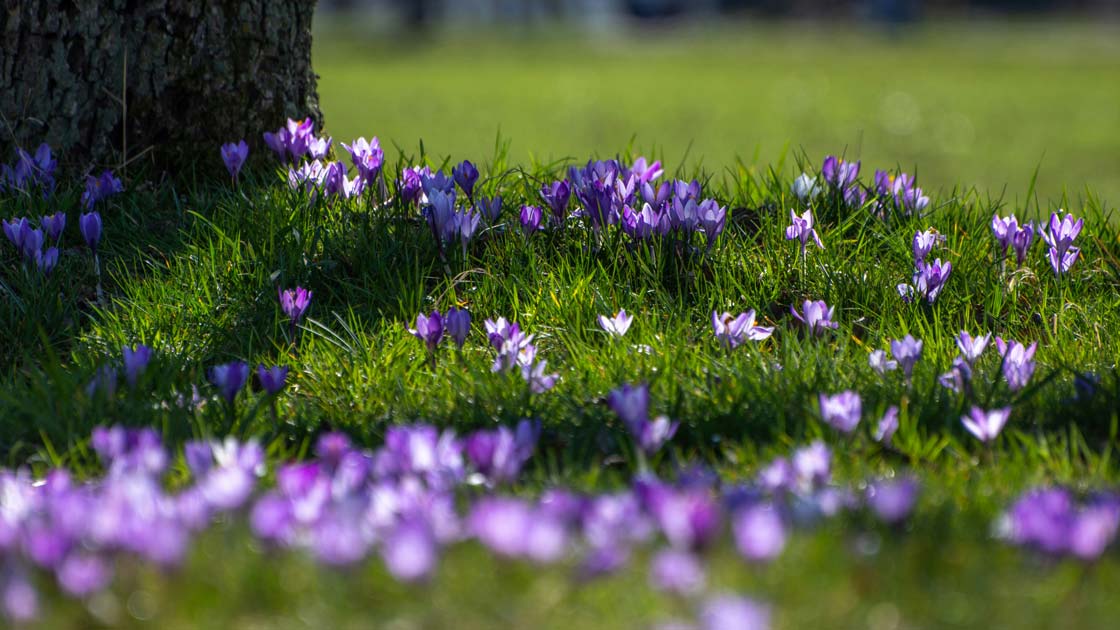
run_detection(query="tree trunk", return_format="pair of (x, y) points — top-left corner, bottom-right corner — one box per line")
(0, 0), (323, 175)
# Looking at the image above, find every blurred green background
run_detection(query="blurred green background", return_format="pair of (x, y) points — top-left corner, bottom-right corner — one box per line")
(313, 19), (1120, 205)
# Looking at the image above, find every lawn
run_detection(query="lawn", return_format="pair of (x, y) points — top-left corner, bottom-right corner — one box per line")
(1, 19), (1120, 630)
(314, 19), (1120, 205)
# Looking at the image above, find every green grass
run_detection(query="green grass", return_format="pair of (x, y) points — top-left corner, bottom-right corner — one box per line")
(3, 20), (1120, 627)
(313, 19), (1120, 205)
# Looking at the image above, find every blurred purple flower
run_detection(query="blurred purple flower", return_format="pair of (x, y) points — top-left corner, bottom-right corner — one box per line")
(122, 344), (152, 388)
(732, 504), (787, 562)
(81, 170), (123, 209)
(868, 349), (898, 375)
(258, 365), (289, 395)
(220, 140), (249, 181)
(821, 155), (860, 189)
(818, 391), (862, 434)
(866, 476), (920, 524)
(465, 419), (539, 484)
(208, 361), (250, 403)
(956, 331), (991, 364)
(938, 356), (972, 394)
(382, 520), (438, 582)
(445, 307), (471, 349)
(874, 406), (899, 445)
(890, 335), (923, 380)
(40, 212), (65, 242)
(995, 337), (1037, 391)
(649, 549), (705, 596)
(961, 406), (1011, 443)
(699, 594), (771, 630)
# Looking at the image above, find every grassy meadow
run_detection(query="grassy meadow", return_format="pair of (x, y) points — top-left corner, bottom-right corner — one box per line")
(0, 18), (1119, 630)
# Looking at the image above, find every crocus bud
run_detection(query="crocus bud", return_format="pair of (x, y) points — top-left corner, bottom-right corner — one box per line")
(79, 211), (102, 253)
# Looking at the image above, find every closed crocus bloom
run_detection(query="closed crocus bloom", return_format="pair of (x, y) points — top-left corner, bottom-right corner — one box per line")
(1011, 222), (1035, 265)
(40, 212), (65, 241)
(220, 140), (249, 181)
(995, 338), (1037, 391)
(79, 211), (102, 253)
(961, 406), (1011, 443)
(633, 416), (679, 455)
(122, 344), (153, 387)
(912, 228), (941, 265)
(519, 204), (543, 236)
(306, 135), (331, 160)
(208, 361), (250, 403)
(444, 307), (471, 349)
(822, 154), (860, 189)
(608, 382), (650, 430)
(476, 195), (502, 224)
(257, 365), (289, 395)
(452, 160), (479, 200)
(540, 180), (571, 222)
(818, 391), (862, 434)
(34, 247), (59, 275)
(262, 127), (290, 160)
(2, 217), (29, 249)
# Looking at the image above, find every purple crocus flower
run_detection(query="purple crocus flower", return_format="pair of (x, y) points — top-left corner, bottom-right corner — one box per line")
(868, 349), (898, 375)
(822, 155), (860, 189)
(520, 355), (559, 394)
(632, 416), (679, 455)
(56, 553), (113, 597)
(784, 208), (823, 256)
(732, 504), (787, 562)
(874, 406), (900, 445)
(306, 135), (331, 161)
(961, 406), (1011, 443)
(1039, 212), (1083, 258)
(465, 419), (539, 484)
(2, 217), (28, 250)
(698, 199), (726, 251)
(262, 127), (290, 161)
(122, 344), (153, 387)
(540, 180), (571, 223)
(340, 137), (383, 184)
(699, 594), (771, 630)
(1011, 222), (1035, 266)
(995, 338), (1037, 391)
(17, 226), (43, 261)
(40, 212), (65, 242)
(34, 247), (59, 275)
(938, 357), (973, 394)
(912, 228), (941, 265)
(818, 391), (862, 434)
(711, 310), (774, 349)
(81, 170), (123, 209)
(956, 331), (991, 364)
(866, 476), (920, 524)
(208, 361), (250, 403)
(452, 160), (479, 200)
(649, 549), (705, 596)
(278, 286), (312, 327)
(408, 311), (445, 353)
(519, 204), (543, 236)
(992, 213), (1018, 255)
(890, 335), (923, 380)
(598, 310), (633, 338)
(257, 365), (289, 395)
(220, 140), (249, 182)
(790, 300), (838, 336)
(1048, 246), (1080, 277)
(629, 157), (663, 183)
(382, 520), (438, 582)
(912, 258), (952, 303)
(608, 382), (651, 431)
(444, 307), (471, 349)
(477, 195), (502, 224)
(79, 211), (102, 253)
(398, 166), (431, 205)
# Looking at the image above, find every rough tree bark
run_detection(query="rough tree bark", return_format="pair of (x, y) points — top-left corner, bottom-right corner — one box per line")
(0, 0), (323, 174)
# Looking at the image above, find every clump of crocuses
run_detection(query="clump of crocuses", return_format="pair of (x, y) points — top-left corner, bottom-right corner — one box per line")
(408, 307), (471, 366)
